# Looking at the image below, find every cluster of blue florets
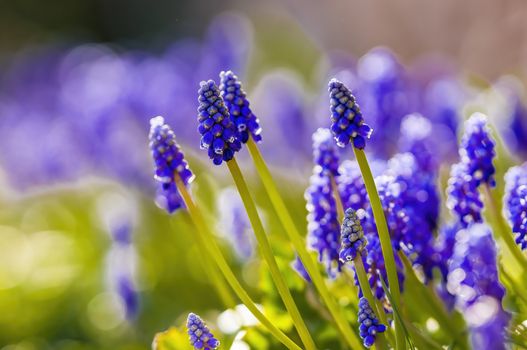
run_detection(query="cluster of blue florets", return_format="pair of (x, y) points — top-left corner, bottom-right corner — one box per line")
(339, 208), (367, 263)
(305, 172), (341, 277)
(328, 79), (372, 149)
(186, 313), (220, 350)
(358, 297), (387, 348)
(149, 116), (195, 213)
(504, 164), (527, 250)
(459, 113), (496, 187)
(337, 160), (369, 212)
(312, 128), (340, 176)
(219, 70), (262, 144)
(198, 80), (242, 165)
(446, 162), (484, 227)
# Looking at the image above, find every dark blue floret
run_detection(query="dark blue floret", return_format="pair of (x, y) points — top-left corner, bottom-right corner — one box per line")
(197, 80), (242, 165)
(505, 164), (527, 250)
(328, 79), (372, 149)
(291, 255), (311, 283)
(312, 128), (340, 177)
(186, 313), (220, 350)
(446, 162), (483, 228)
(116, 274), (139, 320)
(339, 208), (367, 263)
(149, 116), (194, 213)
(358, 297), (387, 348)
(219, 70), (262, 144)
(305, 171), (341, 278)
(459, 113), (496, 187)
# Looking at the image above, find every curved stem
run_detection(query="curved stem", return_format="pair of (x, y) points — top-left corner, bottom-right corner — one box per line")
(227, 158), (317, 350)
(246, 137), (364, 349)
(174, 175), (302, 350)
(353, 147), (406, 350)
(179, 214), (236, 308)
(482, 184), (527, 273)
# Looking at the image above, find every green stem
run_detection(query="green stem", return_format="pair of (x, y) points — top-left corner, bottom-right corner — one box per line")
(174, 175), (302, 350)
(482, 184), (527, 273)
(376, 299), (395, 345)
(355, 257), (389, 350)
(179, 214), (236, 308)
(227, 158), (316, 350)
(330, 174), (345, 221)
(353, 147), (406, 350)
(246, 137), (364, 349)
(499, 263), (527, 306)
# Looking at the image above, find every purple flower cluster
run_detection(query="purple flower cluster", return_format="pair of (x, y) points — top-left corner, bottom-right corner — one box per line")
(447, 224), (509, 350)
(459, 113), (496, 187)
(197, 80), (242, 165)
(504, 163), (527, 250)
(312, 128), (340, 176)
(219, 70), (262, 144)
(186, 313), (220, 350)
(305, 172), (341, 277)
(446, 162), (484, 228)
(339, 208), (367, 263)
(337, 160), (368, 212)
(358, 297), (387, 348)
(328, 79), (372, 149)
(149, 116), (194, 213)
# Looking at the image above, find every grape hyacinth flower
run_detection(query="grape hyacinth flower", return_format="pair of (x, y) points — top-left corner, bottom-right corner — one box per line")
(328, 79), (372, 149)
(339, 208), (367, 263)
(305, 171), (341, 277)
(312, 128), (340, 176)
(504, 164), (527, 250)
(358, 297), (387, 348)
(197, 80), (242, 165)
(219, 70), (262, 144)
(447, 224), (510, 350)
(337, 160), (368, 213)
(446, 162), (484, 227)
(398, 113), (438, 172)
(291, 255), (311, 283)
(459, 113), (496, 187)
(186, 313), (220, 350)
(149, 116), (195, 213)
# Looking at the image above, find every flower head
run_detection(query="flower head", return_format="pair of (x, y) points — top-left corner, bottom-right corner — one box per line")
(328, 79), (372, 149)
(459, 113), (496, 187)
(197, 80), (242, 165)
(149, 116), (194, 213)
(504, 163), (527, 250)
(358, 297), (387, 348)
(219, 70), (262, 143)
(305, 171), (341, 277)
(446, 162), (483, 228)
(337, 160), (368, 212)
(339, 208), (367, 263)
(312, 128), (340, 176)
(186, 313), (220, 350)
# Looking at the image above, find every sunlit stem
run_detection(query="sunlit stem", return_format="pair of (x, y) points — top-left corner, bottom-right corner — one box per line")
(179, 213), (236, 308)
(174, 174), (302, 350)
(226, 158), (316, 350)
(482, 184), (527, 273)
(246, 137), (364, 349)
(330, 173), (391, 347)
(353, 147), (406, 350)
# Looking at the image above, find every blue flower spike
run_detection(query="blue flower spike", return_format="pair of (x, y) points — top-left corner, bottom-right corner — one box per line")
(339, 208), (367, 263)
(459, 112), (496, 187)
(358, 297), (387, 348)
(505, 164), (527, 250)
(149, 116), (195, 213)
(219, 70), (262, 143)
(446, 162), (484, 227)
(312, 128), (340, 176)
(198, 80), (242, 165)
(186, 313), (220, 350)
(328, 78), (373, 149)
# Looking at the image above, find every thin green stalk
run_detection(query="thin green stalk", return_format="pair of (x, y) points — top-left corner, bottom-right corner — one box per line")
(246, 137), (364, 349)
(482, 184), (527, 272)
(355, 257), (389, 350)
(376, 299), (395, 345)
(226, 158), (316, 350)
(330, 174), (345, 221)
(174, 175), (302, 350)
(353, 147), (406, 350)
(179, 214), (236, 308)
(499, 263), (527, 306)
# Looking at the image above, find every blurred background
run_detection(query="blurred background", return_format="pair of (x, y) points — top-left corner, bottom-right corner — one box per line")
(0, 0), (527, 349)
